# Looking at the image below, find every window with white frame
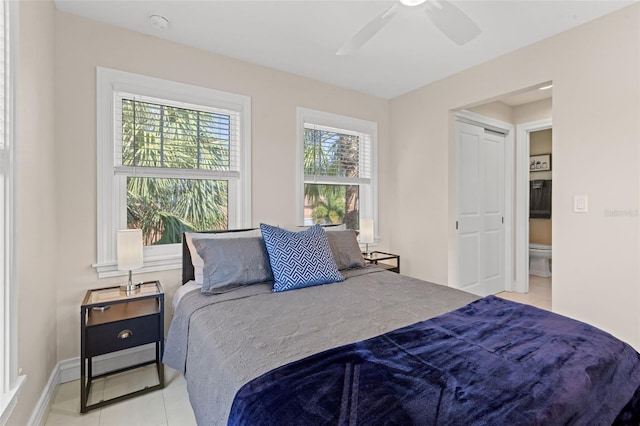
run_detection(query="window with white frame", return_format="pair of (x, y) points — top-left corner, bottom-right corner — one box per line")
(0, 0), (24, 422)
(95, 68), (251, 277)
(296, 108), (377, 234)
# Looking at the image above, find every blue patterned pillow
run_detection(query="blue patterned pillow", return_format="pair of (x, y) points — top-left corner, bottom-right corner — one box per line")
(260, 224), (344, 292)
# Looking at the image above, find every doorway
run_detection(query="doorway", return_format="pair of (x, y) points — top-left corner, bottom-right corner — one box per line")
(452, 85), (552, 303)
(515, 119), (552, 294)
(509, 119), (553, 310)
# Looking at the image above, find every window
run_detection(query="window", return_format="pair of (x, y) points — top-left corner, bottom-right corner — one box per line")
(95, 69), (251, 277)
(0, 0), (23, 421)
(296, 108), (377, 234)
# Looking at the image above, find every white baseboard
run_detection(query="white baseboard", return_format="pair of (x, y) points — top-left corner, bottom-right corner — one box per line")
(28, 344), (157, 426)
(28, 365), (59, 426)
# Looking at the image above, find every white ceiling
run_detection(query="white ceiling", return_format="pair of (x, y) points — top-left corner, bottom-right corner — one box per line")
(54, 0), (635, 100)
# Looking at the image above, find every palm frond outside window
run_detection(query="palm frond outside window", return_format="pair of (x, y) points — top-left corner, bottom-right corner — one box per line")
(116, 95), (241, 245)
(302, 121), (373, 231)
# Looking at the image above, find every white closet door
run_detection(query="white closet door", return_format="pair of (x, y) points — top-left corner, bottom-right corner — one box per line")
(456, 122), (505, 296)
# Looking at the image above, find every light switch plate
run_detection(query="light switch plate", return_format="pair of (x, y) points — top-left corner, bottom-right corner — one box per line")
(574, 195), (588, 213)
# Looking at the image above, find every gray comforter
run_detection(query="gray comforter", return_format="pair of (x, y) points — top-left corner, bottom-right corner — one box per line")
(163, 266), (479, 425)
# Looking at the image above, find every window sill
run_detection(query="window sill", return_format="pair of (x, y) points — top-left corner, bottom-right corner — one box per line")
(93, 254), (181, 279)
(0, 375), (25, 425)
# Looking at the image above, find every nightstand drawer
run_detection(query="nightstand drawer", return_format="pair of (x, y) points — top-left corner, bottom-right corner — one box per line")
(85, 314), (160, 357)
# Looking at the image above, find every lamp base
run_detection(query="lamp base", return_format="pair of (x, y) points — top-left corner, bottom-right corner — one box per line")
(120, 282), (140, 292)
(120, 269), (140, 293)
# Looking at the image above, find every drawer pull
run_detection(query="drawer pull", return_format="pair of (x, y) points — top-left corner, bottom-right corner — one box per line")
(117, 329), (133, 339)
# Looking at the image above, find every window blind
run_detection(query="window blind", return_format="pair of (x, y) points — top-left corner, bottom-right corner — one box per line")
(114, 93), (241, 175)
(303, 122), (371, 184)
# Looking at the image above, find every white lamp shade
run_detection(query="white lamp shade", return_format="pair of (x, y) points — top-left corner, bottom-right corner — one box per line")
(117, 229), (144, 271)
(360, 218), (375, 244)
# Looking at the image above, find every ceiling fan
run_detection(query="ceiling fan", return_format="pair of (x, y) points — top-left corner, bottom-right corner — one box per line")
(337, 0), (481, 55)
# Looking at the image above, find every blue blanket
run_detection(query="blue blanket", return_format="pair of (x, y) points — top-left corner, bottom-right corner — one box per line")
(228, 296), (640, 425)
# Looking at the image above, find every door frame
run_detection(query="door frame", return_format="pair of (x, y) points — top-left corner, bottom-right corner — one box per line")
(515, 118), (552, 293)
(453, 110), (515, 292)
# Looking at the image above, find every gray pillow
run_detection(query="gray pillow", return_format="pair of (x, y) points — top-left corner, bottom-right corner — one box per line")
(193, 237), (273, 294)
(326, 230), (365, 270)
(186, 229), (262, 285)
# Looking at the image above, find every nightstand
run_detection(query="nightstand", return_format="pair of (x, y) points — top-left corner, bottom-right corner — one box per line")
(363, 251), (400, 273)
(80, 281), (164, 413)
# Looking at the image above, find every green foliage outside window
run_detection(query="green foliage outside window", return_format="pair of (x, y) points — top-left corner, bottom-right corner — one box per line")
(122, 99), (231, 245)
(303, 128), (360, 229)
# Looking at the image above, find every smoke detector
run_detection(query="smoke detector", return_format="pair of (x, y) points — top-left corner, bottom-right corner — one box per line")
(148, 14), (170, 30)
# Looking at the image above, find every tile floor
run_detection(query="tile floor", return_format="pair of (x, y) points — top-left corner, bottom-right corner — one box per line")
(496, 275), (552, 310)
(44, 276), (551, 425)
(44, 365), (195, 426)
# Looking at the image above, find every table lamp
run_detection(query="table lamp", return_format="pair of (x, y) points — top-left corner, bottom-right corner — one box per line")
(360, 218), (375, 256)
(117, 229), (143, 292)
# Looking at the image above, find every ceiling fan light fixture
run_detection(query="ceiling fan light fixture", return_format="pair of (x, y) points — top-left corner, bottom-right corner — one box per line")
(400, 0), (428, 6)
(337, 0), (480, 55)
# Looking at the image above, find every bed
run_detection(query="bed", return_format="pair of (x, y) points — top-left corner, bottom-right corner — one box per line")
(163, 225), (640, 425)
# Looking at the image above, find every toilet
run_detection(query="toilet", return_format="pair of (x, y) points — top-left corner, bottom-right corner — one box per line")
(529, 243), (552, 277)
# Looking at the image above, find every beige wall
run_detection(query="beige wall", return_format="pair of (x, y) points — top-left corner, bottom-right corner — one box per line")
(8, 0), (58, 424)
(514, 98), (552, 124)
(53, 11), (390, 361)
(529, 128), (552, 158)
(468, 101), (514, 123)
(389, 4), (640, 348)
(530, 220), (552, 246)
(468, 98), (552, 125)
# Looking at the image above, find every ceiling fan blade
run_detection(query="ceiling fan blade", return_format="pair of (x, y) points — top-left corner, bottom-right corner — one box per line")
(424, 0), (480, 45)
(337, 3), (400, 56)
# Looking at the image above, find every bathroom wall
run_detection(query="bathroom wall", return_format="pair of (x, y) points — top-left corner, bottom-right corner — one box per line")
(530, 129), (552, 245)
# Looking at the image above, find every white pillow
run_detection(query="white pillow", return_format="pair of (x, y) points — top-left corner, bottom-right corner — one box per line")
(185, 230), (262, 284)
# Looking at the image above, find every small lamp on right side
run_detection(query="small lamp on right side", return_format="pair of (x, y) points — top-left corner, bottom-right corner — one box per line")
(360, 218), (375, 256)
